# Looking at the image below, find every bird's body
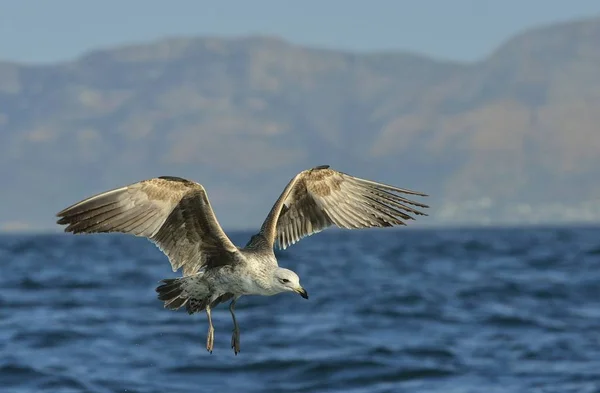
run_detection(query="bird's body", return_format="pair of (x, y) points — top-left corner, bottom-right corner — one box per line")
(56, 165), (428, 354)
(168, 245), (279, 305)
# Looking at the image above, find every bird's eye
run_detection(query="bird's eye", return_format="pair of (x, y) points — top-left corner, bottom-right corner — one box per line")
(281, 278), (290, 283)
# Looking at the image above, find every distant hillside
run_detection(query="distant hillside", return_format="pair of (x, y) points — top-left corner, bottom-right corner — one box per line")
(1, 17), (600, 231)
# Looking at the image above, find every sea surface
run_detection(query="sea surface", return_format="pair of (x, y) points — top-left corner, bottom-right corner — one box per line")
(1, 227), (600, 393)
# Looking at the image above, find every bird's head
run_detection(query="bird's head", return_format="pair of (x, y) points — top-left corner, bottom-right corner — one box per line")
(272, 268), (308, 299)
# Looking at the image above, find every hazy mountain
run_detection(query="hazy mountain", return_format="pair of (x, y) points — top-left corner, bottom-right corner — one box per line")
(2, 17), (600, 232)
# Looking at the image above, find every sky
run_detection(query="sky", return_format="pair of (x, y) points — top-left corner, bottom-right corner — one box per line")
(1, 0), (600, 64)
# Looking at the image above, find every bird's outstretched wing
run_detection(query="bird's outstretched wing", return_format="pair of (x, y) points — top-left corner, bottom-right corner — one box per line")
(56, 176), (238, 276)
(260, 165), (429, 250)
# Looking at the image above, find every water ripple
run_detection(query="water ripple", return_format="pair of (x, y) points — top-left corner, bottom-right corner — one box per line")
(2, 227), (600, 392)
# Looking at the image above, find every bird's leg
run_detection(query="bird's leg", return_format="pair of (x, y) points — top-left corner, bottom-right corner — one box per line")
(206, 305), (214, 353)
(229, 298), (241, 355)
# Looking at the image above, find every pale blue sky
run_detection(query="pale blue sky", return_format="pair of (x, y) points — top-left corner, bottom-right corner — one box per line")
(1, 0), (600, 64)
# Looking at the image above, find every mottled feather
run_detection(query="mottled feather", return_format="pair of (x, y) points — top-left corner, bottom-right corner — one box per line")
(260, 166), (429, 250)
(56, 176), (238, 276)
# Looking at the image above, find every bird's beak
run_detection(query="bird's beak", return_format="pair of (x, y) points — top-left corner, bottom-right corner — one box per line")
(295, 287), (309, 299)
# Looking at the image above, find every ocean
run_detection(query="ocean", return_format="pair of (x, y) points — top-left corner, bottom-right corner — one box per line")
(1, 227), (600, 393)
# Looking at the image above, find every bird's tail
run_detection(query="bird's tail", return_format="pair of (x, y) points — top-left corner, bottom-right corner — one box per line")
(155, 274), (234, 315)
(156, 276), (207, 315)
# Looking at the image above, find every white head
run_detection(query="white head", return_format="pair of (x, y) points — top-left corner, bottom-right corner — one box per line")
(272, 267), (308, 299)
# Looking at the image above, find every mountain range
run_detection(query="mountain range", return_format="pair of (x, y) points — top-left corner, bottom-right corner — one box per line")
(1, 16), (600, 231)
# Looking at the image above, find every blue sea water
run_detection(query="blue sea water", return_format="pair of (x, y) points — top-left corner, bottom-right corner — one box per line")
(1, 227), (600, 393)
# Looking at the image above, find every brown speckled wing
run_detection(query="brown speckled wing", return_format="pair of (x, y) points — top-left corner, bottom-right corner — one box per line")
(56, 176), (238, 276)
(260, 166), (429, 250)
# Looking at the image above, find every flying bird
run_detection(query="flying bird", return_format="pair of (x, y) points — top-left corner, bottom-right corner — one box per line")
(56, 165), (428, 354)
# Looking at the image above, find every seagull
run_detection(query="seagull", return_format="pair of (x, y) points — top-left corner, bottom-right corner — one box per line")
(56, 165), (428, 354)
